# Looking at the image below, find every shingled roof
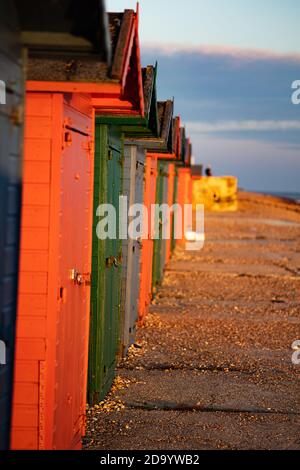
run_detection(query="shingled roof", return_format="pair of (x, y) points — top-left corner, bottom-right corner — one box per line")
(179, 127), (192, 166)
(126, 99), (174, 153)
(100, 63), (159, 133)
(23, 7), (137, 82)
(157, 101), (173, 146)
(22, 5), (144, 116)
(185, 137), (192, 167)
(172, 116), (181, 159)
(142, 65), (159, 135)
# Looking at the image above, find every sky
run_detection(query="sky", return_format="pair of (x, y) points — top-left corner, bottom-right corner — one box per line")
(106, 0), (300, 193)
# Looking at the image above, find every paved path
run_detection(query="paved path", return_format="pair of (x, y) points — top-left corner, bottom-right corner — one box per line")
(84, 193), (300, 450)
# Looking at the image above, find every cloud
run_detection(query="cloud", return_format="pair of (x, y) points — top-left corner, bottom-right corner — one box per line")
(186, 120), (300, 133)
(191, 136), (300, 193)
(143, 43), (300, 63)
(142, 43), (300, 124)
(142, 43), (300, 192)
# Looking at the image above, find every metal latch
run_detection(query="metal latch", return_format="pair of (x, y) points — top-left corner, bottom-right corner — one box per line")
(69, 269), (91, 286)
(106, 255), (122, 268)
(106, 256), (119, 268)
(62, 118), (73, 149)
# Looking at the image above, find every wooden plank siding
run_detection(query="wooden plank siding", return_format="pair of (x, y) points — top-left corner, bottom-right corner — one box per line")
(11, 93), (52, 449)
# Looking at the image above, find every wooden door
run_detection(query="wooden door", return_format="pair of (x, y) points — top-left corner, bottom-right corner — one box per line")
(102, 129), (122, 395)
(88, 125), (122, 404)
(53, 102), (93, 449)
(139, 155), (157, 322)
(160, 164), (169, 274)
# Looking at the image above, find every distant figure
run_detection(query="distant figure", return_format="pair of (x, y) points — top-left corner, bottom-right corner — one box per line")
(205, 165), (213, 177)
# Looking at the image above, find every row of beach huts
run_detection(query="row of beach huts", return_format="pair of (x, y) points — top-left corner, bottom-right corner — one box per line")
(0, 0), (202, 450)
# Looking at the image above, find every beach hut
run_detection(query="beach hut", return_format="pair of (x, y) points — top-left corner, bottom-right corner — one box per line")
(177, 128), (193, 247)
(88, 9), (146, 402)
(116, 97), (181, 323)
(152, 160), (169, 292)
(0, 0), (23, 450)
(106, 92), (176, 328)
(146, 109), (184, 296)
(171, 165), (179, 253)
(165, 163), (176, 265)
(170, 117), (182, 252)
(88, 63), (162, 387)
(11, 0), (110, 450)
(136, 102), (179, 317)
(117, 65), (159, 358)
(138, 154), (158, 323)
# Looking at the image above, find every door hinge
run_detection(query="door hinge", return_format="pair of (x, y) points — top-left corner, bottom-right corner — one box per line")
(10, 104), (23, 126)
(82, 140), (94, 156)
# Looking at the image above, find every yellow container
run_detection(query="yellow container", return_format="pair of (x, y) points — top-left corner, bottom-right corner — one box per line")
(193, 176), (238, 211)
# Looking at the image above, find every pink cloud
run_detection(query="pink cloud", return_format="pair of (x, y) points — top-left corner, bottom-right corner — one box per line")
(186, 120), (300, 133)
(143, 42), (300, 63)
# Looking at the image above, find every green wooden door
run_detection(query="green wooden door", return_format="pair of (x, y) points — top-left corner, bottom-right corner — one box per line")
(103, 129), (122, 396)
(88, 125), (122, 404)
